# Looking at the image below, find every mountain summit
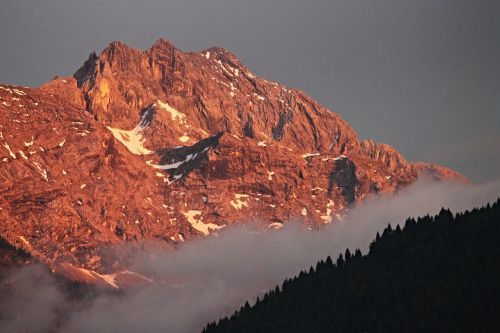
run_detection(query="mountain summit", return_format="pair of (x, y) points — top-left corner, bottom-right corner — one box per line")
(0, 39), (465, 284)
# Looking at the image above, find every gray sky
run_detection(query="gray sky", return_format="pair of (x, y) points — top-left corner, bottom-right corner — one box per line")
(1, 0), (499, 182)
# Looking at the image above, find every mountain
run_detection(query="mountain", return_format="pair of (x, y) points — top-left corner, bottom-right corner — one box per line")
(0, 39), (465, 283)
(204, 199), (500, 333)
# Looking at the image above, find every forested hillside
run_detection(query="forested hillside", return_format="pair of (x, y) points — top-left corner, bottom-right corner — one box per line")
(204, 199), (500, 333)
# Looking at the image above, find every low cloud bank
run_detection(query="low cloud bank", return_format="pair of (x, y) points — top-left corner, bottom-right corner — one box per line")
(1, 179), (499, 333)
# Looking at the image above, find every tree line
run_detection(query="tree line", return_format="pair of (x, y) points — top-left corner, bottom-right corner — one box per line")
(203, 198), (500, 333)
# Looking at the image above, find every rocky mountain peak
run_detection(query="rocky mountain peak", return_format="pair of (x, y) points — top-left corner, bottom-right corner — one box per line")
(73, 51), (98, 88)
(150, 38), (176, 50)
(100, 40), (142, 66)
(360, 139), (410, 171)
(200, 46), (245, 69)
(0, 38), (467, 285)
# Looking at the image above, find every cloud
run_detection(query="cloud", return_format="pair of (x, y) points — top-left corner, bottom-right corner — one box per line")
(1, 179), (499, 333)
(0, 265), (65, 333)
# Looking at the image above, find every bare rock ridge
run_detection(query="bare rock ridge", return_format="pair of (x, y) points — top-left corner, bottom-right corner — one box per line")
(0, 39), (466, 286)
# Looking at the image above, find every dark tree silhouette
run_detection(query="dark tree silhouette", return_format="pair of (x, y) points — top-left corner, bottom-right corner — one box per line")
(203, 198), (500, 333)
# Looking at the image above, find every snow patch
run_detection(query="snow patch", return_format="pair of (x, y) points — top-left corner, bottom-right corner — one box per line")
(107, 125), (152, 155)
(0, 86), (26, 96)
(75, 267), (119, 289)
(100, 273), (118, 289)
(13, 88), (26, 96)
(302, 152), (320, 159)
(230, 194), (249, 210)
(157, 100), (187, 124)
(19, 236), (30, 246)
(267, 171), (275, 180)
(257, 141), (267, 147)
(320, 199), (335, 223)
(24, 137), (34, 147)
(311, 187), (325, 192)
(333, 155), (348, 161)
(32, 161), (48, 181)
(268, 222), (284, 230)
(2, 143), (16, 159)
(329, 133), (340, 150)
(182, 210), (224, 236)
(146, 147), (209, 171)
(18, 150), (28, 160)
(229, 82), (236, 97)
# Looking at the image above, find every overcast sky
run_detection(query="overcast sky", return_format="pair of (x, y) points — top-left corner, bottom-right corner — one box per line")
(0, 0), (498, 182)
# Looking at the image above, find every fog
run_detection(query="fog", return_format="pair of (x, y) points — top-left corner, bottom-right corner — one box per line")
(1, 179), (499, 333)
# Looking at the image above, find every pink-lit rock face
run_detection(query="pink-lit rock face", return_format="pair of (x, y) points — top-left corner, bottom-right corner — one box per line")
(0, 39), (465, 282)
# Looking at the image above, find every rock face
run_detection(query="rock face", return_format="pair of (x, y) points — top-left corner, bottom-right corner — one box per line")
(0, 39), (466, 280)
